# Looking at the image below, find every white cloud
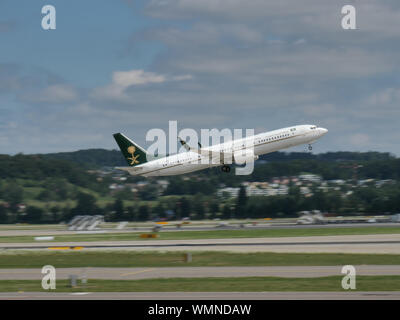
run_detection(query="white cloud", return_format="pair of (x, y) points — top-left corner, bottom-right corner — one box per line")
(91, 69), (192, 101)
(146, 0), (334, 20)
(114, 69), (166, 86)
(20, 84), (78, 104)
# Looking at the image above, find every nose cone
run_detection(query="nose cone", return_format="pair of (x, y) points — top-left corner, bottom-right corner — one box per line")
(319, 128), (328, 135)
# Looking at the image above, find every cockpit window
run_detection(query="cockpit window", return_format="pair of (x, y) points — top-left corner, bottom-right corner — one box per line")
(310, 126), (317, 129)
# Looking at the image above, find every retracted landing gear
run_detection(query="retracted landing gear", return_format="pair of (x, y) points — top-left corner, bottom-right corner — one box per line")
(221, 165), (231, 173)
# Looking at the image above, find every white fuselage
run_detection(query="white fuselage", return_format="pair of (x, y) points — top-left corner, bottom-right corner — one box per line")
(124, 124), (328, 177)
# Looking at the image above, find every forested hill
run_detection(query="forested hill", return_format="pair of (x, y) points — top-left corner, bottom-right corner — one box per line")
(0, 154), (98, 187)
(259, 151), (395, 162)
(42, 149), (396, 167)
(44, 149), (127, 167)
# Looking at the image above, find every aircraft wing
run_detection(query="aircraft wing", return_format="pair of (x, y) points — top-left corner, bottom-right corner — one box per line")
(178, 137), (233, 163)
(115, 166), (144, 173)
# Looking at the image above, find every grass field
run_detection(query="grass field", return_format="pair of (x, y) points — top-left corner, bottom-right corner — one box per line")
(0, 226), (399, 243)
(1, 251), (400, 268)
(0, 276), (399, 292)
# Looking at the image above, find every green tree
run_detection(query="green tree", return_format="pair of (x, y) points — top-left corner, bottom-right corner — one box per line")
(3, 182), (23, 213)
(235, 186), (248, 218)
(126, 206), (136, 221)
(138, 205), (150, 221)
(154, 203), (166, 219)
(177, 197), (191, 219)
(138, 184), (159, 200)
(194, 202), (205, 220)
(49, 206), (62, 223)
(222, 204), (233, 219)
(209, 200), (219, 219)
(24, 206), (44, 224)
(113, 199), (124, 221)
(0, 206), (8, 224)
(73, 192), (98, 215)
(114, 187), (134, 201)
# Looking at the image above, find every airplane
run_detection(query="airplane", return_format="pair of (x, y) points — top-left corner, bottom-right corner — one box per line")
(113, 124), (328, 177)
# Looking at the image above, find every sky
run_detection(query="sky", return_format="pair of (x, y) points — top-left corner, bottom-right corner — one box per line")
(1, 0), (400, 155)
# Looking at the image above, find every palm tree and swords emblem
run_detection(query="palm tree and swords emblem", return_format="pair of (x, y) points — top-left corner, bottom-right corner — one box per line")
(127, 146), (140, 165)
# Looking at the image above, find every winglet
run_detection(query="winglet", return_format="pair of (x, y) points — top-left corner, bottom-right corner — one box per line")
(178, 137), (191, 151)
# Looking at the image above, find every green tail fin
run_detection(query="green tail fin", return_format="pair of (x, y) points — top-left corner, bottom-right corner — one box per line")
(113, 133), (148, 167)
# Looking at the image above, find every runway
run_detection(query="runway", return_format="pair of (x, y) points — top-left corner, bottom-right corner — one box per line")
(0, 222), (397, 237)
(1, 234), (400, 253)
(0, 265), (399, 280)
(1, 291), (399, 300)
